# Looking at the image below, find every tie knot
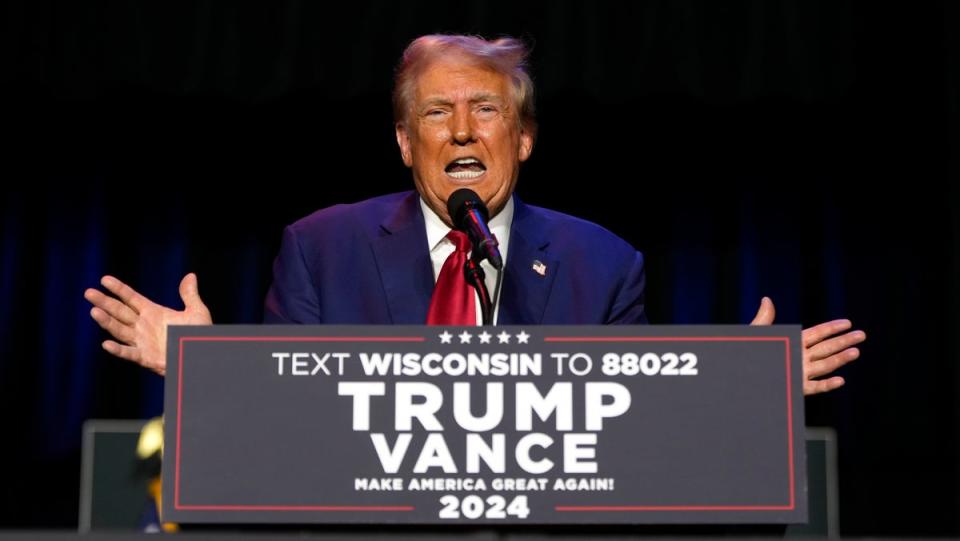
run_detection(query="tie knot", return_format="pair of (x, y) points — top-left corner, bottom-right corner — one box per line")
(446, 230), (472, 253)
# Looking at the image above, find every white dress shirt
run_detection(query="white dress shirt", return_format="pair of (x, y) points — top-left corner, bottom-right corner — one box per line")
(420, 196), (513, 325)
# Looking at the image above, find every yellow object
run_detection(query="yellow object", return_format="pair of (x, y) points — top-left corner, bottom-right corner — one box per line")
(136, 417), (164, 459)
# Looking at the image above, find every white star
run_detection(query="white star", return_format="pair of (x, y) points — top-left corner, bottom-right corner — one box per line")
(516, 330), (530, 344)
(439, 331), (453, 344)
(497, 331), (511, 344)
(458, 331), (473, 344)
(478, 331), (492, 344)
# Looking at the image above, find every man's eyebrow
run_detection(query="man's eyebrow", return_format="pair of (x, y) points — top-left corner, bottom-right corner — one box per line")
(420, 97), (454, 109)
(418, 94), (507, 109)
(468, 93), (506, 104)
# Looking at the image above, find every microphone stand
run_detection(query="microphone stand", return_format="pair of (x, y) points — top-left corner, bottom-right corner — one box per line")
(463, 253), (494, 326)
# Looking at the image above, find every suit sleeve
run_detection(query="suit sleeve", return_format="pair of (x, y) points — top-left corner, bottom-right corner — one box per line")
(606, 250), (648, 324)
(263, 225), (321, 323)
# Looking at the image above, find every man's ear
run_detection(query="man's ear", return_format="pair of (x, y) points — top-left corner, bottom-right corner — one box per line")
(395, 123), (413, 167)
(518, 125), (535, 162)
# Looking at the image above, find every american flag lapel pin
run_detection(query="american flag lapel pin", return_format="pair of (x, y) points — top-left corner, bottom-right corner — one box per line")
(532, 259), (547, 276)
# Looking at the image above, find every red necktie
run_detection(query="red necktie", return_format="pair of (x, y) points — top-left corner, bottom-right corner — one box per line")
(426, 230), (476, 325)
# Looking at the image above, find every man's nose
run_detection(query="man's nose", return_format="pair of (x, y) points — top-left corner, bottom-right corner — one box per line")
(451, 111), (476, 145)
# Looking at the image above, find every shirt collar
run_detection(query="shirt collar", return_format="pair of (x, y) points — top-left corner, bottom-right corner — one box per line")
(420, 195), (514, 255)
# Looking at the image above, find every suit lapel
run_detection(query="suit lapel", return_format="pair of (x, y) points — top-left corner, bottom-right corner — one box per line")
(370, 192), (434, 323)
(498, 197), (558, 325)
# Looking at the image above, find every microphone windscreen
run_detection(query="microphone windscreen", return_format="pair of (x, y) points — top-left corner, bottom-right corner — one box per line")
(446, 188), (489, 227)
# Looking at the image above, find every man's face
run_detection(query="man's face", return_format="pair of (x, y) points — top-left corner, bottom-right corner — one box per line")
(395, 57), (534, 225)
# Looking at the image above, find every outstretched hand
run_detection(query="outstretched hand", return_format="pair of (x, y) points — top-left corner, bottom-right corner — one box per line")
(84, 273), (212, 375)
(750, 296), (865, 396)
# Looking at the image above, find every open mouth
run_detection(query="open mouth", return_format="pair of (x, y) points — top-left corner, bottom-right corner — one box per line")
(445, 157), (487, 180)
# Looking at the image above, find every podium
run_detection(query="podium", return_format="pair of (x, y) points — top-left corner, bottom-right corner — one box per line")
(160, 325), (807, 527)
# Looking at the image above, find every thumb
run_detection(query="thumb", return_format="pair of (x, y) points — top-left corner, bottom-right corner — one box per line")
(179, 272), (206, 310)
(749, 296), (776, 325)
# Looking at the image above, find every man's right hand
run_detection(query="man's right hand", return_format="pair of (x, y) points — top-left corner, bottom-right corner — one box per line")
(84, 273), (212, 376)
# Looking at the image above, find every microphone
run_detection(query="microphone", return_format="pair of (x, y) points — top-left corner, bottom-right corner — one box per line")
(447, 188), (504, 270)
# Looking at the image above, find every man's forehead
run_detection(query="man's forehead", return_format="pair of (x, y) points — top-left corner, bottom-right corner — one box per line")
(413, 57), (511, 101)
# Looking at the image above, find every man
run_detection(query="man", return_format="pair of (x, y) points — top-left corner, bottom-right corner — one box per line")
(84, 34), (864, 393)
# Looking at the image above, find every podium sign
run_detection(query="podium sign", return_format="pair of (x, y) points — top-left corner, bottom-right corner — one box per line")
(162, 325), (806, 525)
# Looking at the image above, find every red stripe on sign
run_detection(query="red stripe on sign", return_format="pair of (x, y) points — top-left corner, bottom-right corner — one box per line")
(181, 336), (425, 342)
(785, 338), (795, 509)
(177, 505), (415, 512)
(556, 505), (795, 512)
(174, 337), (185, 508)
(544, 336), (787, 342)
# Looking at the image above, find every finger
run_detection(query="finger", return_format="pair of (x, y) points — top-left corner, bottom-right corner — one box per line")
(90, 307), (137, 344)
(102, 339), (142, 364)
(179, 273), (206, 311)
(802, 319), (853, 348)
(807, 330), (866, 361)
(804, 376), (845, 396)
(100, 275), (147, 314)
(84, 288), (138, 325)
(749, 296), (776, 325)
(806, 347), (859, 379)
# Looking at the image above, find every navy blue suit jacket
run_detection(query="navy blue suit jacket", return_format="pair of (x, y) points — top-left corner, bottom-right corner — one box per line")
(263, 191), (647, 325)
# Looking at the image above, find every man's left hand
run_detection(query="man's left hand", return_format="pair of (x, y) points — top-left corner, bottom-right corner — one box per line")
(750, 297), (866, 396)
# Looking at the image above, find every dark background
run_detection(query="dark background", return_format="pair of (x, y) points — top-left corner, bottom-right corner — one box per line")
(1, 0), (957, 535)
